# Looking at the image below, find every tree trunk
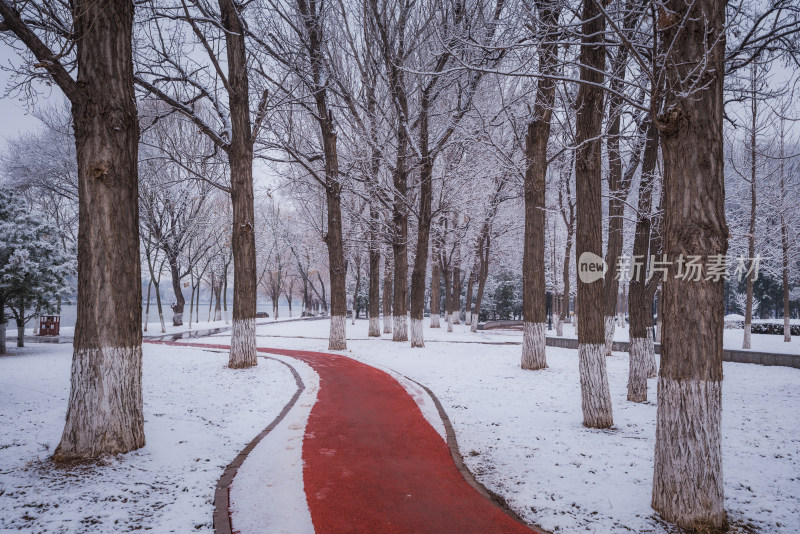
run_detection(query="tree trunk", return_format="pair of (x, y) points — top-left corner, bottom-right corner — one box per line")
(409, 152), (433, 346)
(16, 297), (24, 347)
(352, 260), (361, 324)
(602, 0), (640, 357)
(382, 248), (392, 333)
(743, 69), (757, 350)
(322, 142), (347, 351)
(443, 256), (453, 332)
(298, 0), (347, 350)
(651, 0), (727, 525)
(472, 233), (490, 333)
(223, 263), (229, 324)
(222, 0), (258, 369)
(574, 0), (612, 428)
(0, 299), (6, 354)
(560, 228), (574, 334)
(168, 255), (184, 326)
(0, 320), (5, 355)
(53, 0), (145, 461)
(392, 164), (409, 341)
(464, 269), (475, 325)
(430, 237), (441, 328)
(368, 238), (381, 336)
(143, 280), (152, 332)
(782, 215), (791, 342)
(155, 280), (166, 333)
(214, 281), (222, 321)
(521, 2), (559, 368)
(627, 121), (658, 403)
(779, 119), (791, 342)
(451, 264), (461, 326)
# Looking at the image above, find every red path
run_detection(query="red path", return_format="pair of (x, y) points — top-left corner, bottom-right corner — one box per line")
(155, 341), (537, 533)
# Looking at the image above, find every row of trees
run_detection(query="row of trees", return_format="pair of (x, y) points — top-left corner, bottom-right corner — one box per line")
(2, 0), (800, 529)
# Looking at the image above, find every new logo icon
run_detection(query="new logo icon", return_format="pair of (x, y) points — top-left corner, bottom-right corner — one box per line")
(578, 252), (607, 284)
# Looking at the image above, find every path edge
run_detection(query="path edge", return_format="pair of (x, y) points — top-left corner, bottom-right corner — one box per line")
(403, 374), (552, 534)
(213, 355), (306, 534)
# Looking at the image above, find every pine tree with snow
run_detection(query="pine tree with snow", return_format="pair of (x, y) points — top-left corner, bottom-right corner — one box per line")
(0, 188), (73, 352)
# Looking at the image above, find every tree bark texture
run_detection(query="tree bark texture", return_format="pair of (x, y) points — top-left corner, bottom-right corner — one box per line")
(602, 0), (640, 356)
(382, 247), (393, 333)
(628, 122), (659, 402)
(297, 0), (347, 350)
(409, 108), (434, 347)
(521, 2), (559, 369)
(574, 0), (613, 428)
(368, 224), (381, 337)
(430, 238), (441, 328)
(222, 0), (258, 369)
(472, 232), (490, 332)
(48, 0), (145, 460)
(651, 0), (728, 526)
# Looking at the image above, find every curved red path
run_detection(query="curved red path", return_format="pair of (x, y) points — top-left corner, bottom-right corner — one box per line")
(153, 341), (536, 533)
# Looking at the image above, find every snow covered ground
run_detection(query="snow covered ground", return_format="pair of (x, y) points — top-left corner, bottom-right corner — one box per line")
(0, 343), (297, 532)
(200, 319), (800, 533)
(556, 321), (800, 355)
(3, 319), (797, 533)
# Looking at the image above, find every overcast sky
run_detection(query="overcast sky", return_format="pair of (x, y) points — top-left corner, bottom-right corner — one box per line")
(0, 44), (52, 143)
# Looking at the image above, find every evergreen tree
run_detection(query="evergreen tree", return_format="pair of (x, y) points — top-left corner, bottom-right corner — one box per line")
(0, 188), (73, 352)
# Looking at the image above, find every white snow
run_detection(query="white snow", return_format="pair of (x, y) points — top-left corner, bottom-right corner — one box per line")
(212, 318), (800, 534)
(0, 343), (297, 532)
(4, 318), (798, 533)
(555, 321), (800, 355)
(229, 354), (318, 534)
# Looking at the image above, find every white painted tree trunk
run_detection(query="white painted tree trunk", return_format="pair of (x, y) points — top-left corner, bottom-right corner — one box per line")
(430, 313), (440, 328)
(785, 315), (791, 342)
(329, 315), (347, 350)
(470, 314), (478, 333)
(465, 311), (472, 325)
(410, 318), (424, 348)
(368, 317), (380, 337)
(54, 346), (145, 460)
(627, 337), (649, 402)
(452, 311), (460, 325)
(647, 327), (658, 378)
(521, 322), (547, 370)
(229, 318), (257, 368)
(652, 377), (723, 528)
(743, 324), (751, 349)
(446, 312), (453, 332)
(556, 316), (563, 336)
(392, 315), (407, 342)
(159, 312), (166, 334)
(383, 315), (392, 334)
(578, 343), (613, 428)
(604, 316), (615, 356)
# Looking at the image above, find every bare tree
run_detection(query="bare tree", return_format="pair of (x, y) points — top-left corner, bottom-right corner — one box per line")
(1, 0), (144, 460)
(521, 0), (561, 370)
(135, 0), (262, 368)
(574, 0), (613, 429)
(651, 0), (729, 526)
